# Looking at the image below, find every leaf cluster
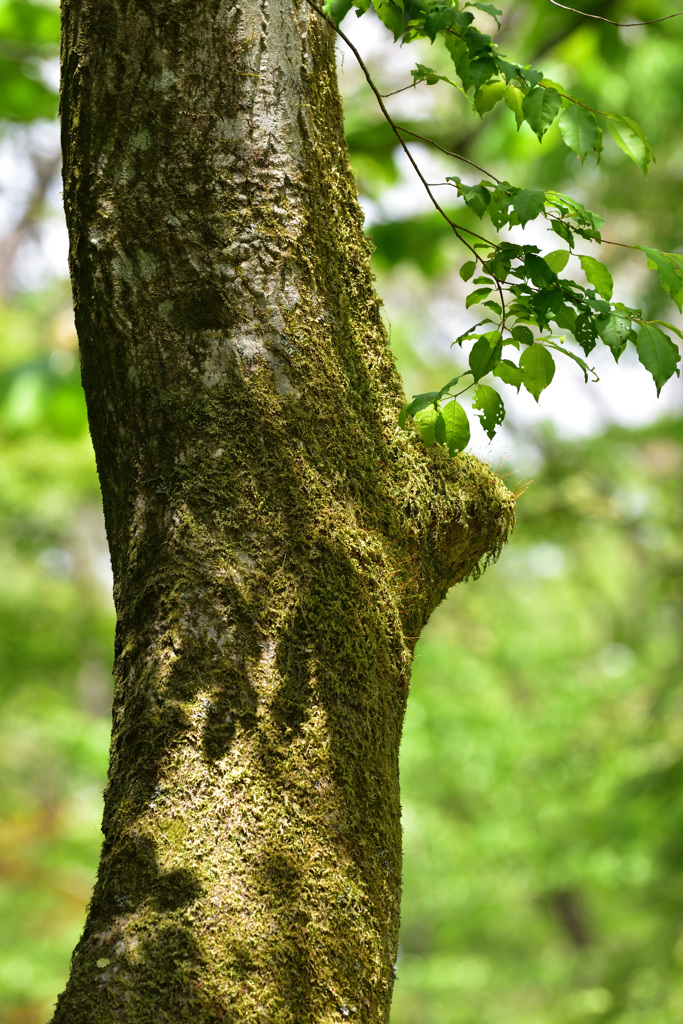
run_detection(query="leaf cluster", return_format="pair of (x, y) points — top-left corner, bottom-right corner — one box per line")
(321, 0), (680, 452)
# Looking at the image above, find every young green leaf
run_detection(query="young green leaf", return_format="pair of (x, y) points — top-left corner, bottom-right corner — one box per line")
(466, 287), (493, 308)
(524, 253), (556, 289)
(492, 358), (524, 390)
(474, 80), (506, 116)
(559, 106), (601, 163)
(635, 324), (681, 396)
(636, 246), (683, 311)
(511, 189), (545, 227)
(579, 255), (613, 300)
(461, 183), (491, 218)
(597, 309), (632, 360)
(465, 1), (503, 27)
(606, 113), (653, 174)
(519, 344), (556, 401)
(435, 398), (471, 454)
(371, 0), (405, 38)
(469, 331), (503, 380)
(413, 401), (441, 446)
(543, 340), (597, 382)
(460, 260), (477, 282)
(399, 391), (439, 428)
(544, 249), (570, 274)
(522, 86), (562, 140)
(472, 384), (505, 439)
(504, 84), (525, 129)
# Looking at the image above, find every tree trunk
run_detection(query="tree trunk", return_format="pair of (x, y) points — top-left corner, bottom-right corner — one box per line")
(54, 1), (514, 1021)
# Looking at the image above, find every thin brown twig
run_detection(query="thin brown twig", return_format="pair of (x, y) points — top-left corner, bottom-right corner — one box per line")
(304, 0), (497, 260)
(547, 0), (683, 27)
(395, 125), (502, 182)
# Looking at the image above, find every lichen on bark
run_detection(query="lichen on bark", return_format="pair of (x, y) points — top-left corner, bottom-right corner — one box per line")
(54, 0), (514, 1021)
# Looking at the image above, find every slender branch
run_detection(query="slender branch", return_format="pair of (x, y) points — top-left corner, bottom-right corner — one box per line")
(395, 125), (502, 183)
(546, 0), (683, 26)
(305, 0), (497, 259)
(380, 83), (420, 97)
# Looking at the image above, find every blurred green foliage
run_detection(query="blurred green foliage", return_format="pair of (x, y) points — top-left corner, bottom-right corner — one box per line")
(0, 1), (682, 1023)
(0, 0), (59, 123)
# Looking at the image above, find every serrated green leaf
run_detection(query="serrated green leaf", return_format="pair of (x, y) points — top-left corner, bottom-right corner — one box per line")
(559, 106), (601, 163)
(435, 398), (471, 454)
(543, 340), (596, 382)
(474, 80), (506, 116)
(413, 401), (441, 446)
(647, 319), (683, 341)
(606, 113), (653, 174)
(579, 255), (613, 300)
(511, 188), (545, 227)
(635, 324), (681, 396)
(636, 246), (683, 311)
(459, 260), (477, 282)
(492, 358), (524, 390)
(461, 183), (491, 218)
(519, 344), (555, 401)
(466, 287), (492, 308)
(399, 391), (439, 428)
(472, 384), (505, 439)
(465, 1), (503, 27)
(371, 0), (405, 37)
(551, 220), (574, 246)
(544, 249), (570, 274)
(522, 87), (562, 140)
(469, 331), (503, 380)
(524, 253), (556, 288)
(504, 84), (525, 129)
(597, 309), (632, 360)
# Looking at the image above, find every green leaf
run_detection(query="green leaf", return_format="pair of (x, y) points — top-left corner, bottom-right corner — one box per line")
(435, 399), (471, 454)
(492, 358), (524, 390)
(460, 260), (477, 282)
(474, 80), (506, 117)
(511, 189), (545, 227)
(469, 331), (503, 380)
(399, 391), (439, 428)
(371, 0), (405, 37)
(465, 1), (503, 27)
(511, 325), (534, 346)
(544, 249), (570, 274)
(472, 384), (505, 439)
(579, 255), (613, 300)
(466, 287), (493, 308)
(524, 253), (556, 289)
(606, 113), (653, 174)
(522, 87), (562, 140)
(504, 84), (525, 129)
(558, 107), (601, 163)
(543, 340), (597, 382)
(596, 309), (632, 360)
(636, 246), (683, 311)
(413, 401), (441, 446)
(323, 0), (354, 24)
(635, 324), (681, 396)
(461, 183), (491, 218)
(519, 344), (555, 401)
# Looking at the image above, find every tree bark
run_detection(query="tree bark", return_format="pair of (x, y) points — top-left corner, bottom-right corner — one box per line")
(54, 1), (514, 1021)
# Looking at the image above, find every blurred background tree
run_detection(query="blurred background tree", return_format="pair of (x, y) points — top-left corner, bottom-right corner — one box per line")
(0, 1), (681, 1021)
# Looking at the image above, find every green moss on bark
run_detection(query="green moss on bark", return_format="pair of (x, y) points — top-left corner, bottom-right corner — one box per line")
(54, 1), (514, 1021)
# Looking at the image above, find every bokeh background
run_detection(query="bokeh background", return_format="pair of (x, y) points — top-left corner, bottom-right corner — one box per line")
(0, 2), (681, 1021)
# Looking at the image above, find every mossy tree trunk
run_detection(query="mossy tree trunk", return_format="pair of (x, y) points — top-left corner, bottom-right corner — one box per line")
(54, 1), (514, 1021)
